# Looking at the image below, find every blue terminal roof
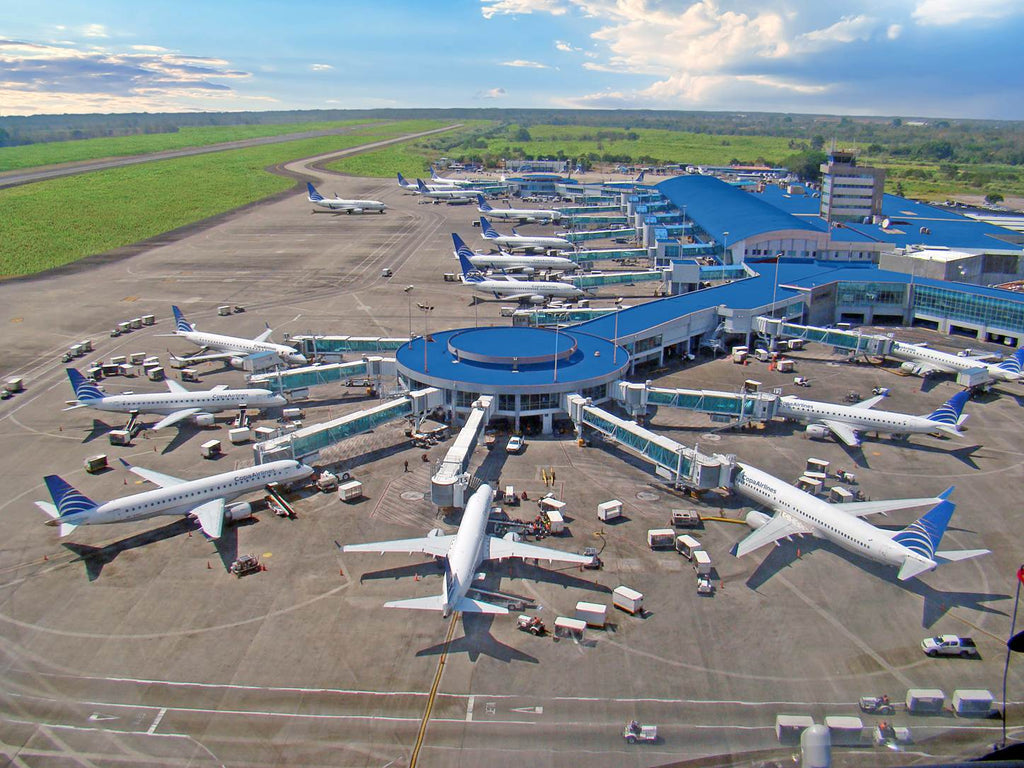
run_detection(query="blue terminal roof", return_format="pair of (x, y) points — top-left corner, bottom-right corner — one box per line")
(656, 176), (825, 244)
(396, 327), (628, 389)
(753, 186), (1023, 252)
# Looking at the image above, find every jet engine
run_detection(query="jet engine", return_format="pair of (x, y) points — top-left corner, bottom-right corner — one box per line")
(427, 527), (445, 538)
(528, 294), (546, 304)
(745, 510), (772, 530)
(805, 423), (831, 440)
(230, 356), (247, 369)
(503, 530), (522, 542)
(226, 502), (254, 521)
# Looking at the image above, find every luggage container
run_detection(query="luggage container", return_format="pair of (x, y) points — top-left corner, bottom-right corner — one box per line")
(108, 429), (132, 446)
(218, 305), (232, 316)
(675, 534), (702, 559)
(542, 509), (565, 534)
(145, 366), (165, 381)
(731, 345), (748, 356)
(181, 369), (200, 382)
(228, 427), (251, 444)
(70, 344), (84, 358)
(282, 407), (303, 421)
(797, 475), (823, 495)
(338, 480), (364, 502)
(141, 314), (155, 326)
(597, 499), (622, 521)
(754, 348), (770, 362)
(906, 688), (945, 714)
(574, 601), (607, 628)
(200, 439), (221, 459)
(83, 454), (108, 473)
(647, 528), (675, 549)
(805, 457), (829, 479)
(286, 387), (310, 401)
(553, 616), (586, 641)
(79, 339), (93, 352)
(787, 338), (805, 351)
(503, 485), (517, 504)
(775, 715), (814, 745)
(143, 356), (160, 367)
(777, 358), (795, 373)
(824, 716), (865, 746)
(671, 508), (700, 528)
(118, 321), (132, 333)
(129, 352), (146, 365)
(109, 355), (127, 366)
(829, 487), (854, 503)
(951, 689), (993, 717)
(732, 351), (747, 364)
(742, 379), (761, 393)
(118, 363), (133, 377)
(692, 549), (712, 575)
(253, 426), (277, 440)
(612, 586), (643, 615)
(3, 377), (24, 393)
(129, 318), (142, 329)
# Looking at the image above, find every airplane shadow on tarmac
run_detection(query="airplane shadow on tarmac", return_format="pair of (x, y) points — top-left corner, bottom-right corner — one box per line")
(63, 516), (252, 579)
(416, 613), (539, 664)
(744, 538), (1009, 629)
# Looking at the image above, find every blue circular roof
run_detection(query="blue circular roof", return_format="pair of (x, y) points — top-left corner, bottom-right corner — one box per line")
(396, 326), (629, 393)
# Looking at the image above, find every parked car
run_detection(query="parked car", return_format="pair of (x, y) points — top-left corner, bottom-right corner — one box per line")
(921, 634), (978, 658)
(506, 435), (525, 453)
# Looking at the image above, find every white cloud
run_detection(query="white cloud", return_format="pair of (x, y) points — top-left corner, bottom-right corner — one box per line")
(82, 24), (108, 38)
(887, 24), (902, 40)
(795, 14), (879, 52)
(480, 0), (567, 19)
(131, 45), (169, 53)
(475, 87), (507, 99)
(913, 0), (1021, 25)
(555, 39), (581, 52)
(310, 63), (334, 71)
(501, 59), (550, 68)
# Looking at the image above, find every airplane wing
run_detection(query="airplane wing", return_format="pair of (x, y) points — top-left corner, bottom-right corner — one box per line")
(120, 459), (186, 488)
(852, 394), (886, 409)
(731, 512), (813, 558)
(253, 327), (274, 344)
(341, 535), (454, 557)
(165, 379), (189, 395)
(835, 495), (944, 518)
(820, 419), (861, 448)
(916, 361), (958, 375)
(210, 384), (230, 392)
(175, 350), (236, 364)
(483, 536), (595, 565)
(151, 408), (203, 431)
(191, 498), (225, 539)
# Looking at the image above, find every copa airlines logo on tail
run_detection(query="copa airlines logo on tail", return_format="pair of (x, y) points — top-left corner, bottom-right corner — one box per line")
(306, 183), (324, 202)
(479, 217), (500, 239)
(997, 348), (1024, 374)
(476, 194), (493, 212)
(67, 369), (103, 402)
(44, 475), (97, 518)
(892, 497), (955, 560)
(926, 390), (971, 425)
(172, 305), (194, 333)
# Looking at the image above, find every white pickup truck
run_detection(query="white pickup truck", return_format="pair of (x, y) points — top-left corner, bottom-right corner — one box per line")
(921, 634), (978, 658)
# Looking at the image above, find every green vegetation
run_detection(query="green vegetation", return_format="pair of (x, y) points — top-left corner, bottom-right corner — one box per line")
(325, 121), (494, 178)
(0, 121), (374, 173)
(0, 120), (448, 278)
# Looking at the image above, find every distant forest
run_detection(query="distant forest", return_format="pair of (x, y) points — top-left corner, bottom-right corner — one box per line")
(3, 108), (1023, 167)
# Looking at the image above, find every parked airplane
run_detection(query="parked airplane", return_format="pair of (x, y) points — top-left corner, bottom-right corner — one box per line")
(476, 195), (561, 224)
(306, 183), (386, 214)
(479, 217), (574, 252)
(167, 306), (307, 367)
(36, 458), (313, 539)
(731, 462), (988, 580)
(64, 368), (286, 430)
(456, 245), (585, 303)
(342, 483), (594, 616)
(775, 389), (971, 448)
(891, 341), (1024, 382)
(415, 178), (484, 202)
(452, 234), (576, 274)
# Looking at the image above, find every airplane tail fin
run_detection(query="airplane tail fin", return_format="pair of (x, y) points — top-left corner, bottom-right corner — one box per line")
(924, 390), (971, 434)
(892, 490), (955, 562)
(171, 305), (194, 333)
(39, 474), (97, 536)
(66, 368), (103, 402)
(430, 165), (440, 180)
(996, 347), (1024, 375)
(397, 172), (411, 188)
(454, 235), (484, 283)
(636, 170), (646, 183)
(476, 194), (492, 211)
(416, 178), (429, 192)
(306, 182), (324, 201)
(479, 217), (500, 239)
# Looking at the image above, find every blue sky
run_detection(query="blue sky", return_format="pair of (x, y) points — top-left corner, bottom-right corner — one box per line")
(2, 0), (1023, 119)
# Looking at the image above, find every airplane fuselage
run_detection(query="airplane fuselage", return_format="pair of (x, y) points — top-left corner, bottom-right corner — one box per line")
(441, 484), (494, 616)
(891, 341), (1020, 382)
(776, 397), (950, 438)
(177, 329), (306, 365)
(81, 388), (286, 417)
(479, 207), (560, 223)
(311, 198), (386, 213)
(466, 277), (584, 301)
(484, 234), (572, 251)
(52, 460), (312, 529)
(733, 463), (921, 572)
(467, 253), (576, 272)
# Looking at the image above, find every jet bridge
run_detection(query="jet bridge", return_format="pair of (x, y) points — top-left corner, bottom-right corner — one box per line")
(564, 214), (629, 226)
(560, 227), (637, 244)
(249, 358), (395, 393)
(571, 270), (666, 290)
(253, 387), (443, 463)
(289, 335), (407, 360)
(569, 247), (649, 264)
(430, 396), (496, 509)
(556, 205), (622, 216)
(753, 318), (893, 357)
(615, 382), (778, 422)
(563, 393), (735, 490)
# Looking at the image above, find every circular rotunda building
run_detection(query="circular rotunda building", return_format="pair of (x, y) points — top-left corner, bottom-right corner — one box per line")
(396, 326), (629, 433)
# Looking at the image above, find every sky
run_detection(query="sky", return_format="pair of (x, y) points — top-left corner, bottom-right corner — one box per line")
(2, 0), (1024, 119)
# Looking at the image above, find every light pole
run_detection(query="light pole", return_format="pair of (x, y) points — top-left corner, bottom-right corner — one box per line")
(417, 303), (434, 374)
(613, 298), (623, 365)
(722, 230), (730, 265)
(404, 285), (415, 340)
(770, 252), (783, 352)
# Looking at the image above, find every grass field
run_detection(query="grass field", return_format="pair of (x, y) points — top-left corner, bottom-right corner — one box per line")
(0, 120), (375, 173)
(0, 120), (448, 278)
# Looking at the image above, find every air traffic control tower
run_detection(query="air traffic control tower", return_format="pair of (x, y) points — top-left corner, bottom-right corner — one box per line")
(395, 326), (629, 433)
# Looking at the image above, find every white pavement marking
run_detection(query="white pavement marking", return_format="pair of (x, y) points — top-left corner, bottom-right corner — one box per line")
(465, 695), (474, 722)
(147, 707), (167, 734)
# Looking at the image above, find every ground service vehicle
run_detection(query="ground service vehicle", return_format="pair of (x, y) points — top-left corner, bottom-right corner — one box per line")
(623, 721), (657, 744)
(922, 635), (978, 657)
(859, 695), (895, 715)
(516, 615), (546, 636)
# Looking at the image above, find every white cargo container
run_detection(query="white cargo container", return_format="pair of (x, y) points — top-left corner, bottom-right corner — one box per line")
(692, 549), (712, 575)
(553, 616), (586, 641)
(129, 317), (142, 329)
(775, 715), (814, 744)
(906, 688), (945, 714)
(338, 480), (364, 502)
(146, 367), (165, 381)
(283, 407), (303, 421)
(253, 426), (277, 440)
(574, 601), (607, 628)
(597, 499), (622, 521)
(200, 439), (221, 459)
(79, 339), (93, 352)
(3, 377), (24, 392)
(83, 454), (108, 473)
(951, 689), (993, 717)
(612, 586), (643, 615)
(542, 509), (565, 534)
(141, 314), (155, 326)
(675, 534), (702, 559)
(108, 429), (132, 446)
(776, 358), (795, 373)
(143, 355), (160, 367)
(228, 427), (251, 444)
(129, 352), (146, 365)
(829, 487), (854, 503)
(647, 528), (675, 549)
(824, 715), (865, 746)
(218, 305), (232, 316)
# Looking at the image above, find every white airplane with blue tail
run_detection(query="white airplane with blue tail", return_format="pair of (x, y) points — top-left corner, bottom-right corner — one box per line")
(476, 195), (561, 224)
(452, 234), (576, 275)
(306, 182), (386, 214)
(455, 242), (585, 303)
(479, 217), (573, 252)
(892, 342), (1024, 382)
(167, 306), (307, 367)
